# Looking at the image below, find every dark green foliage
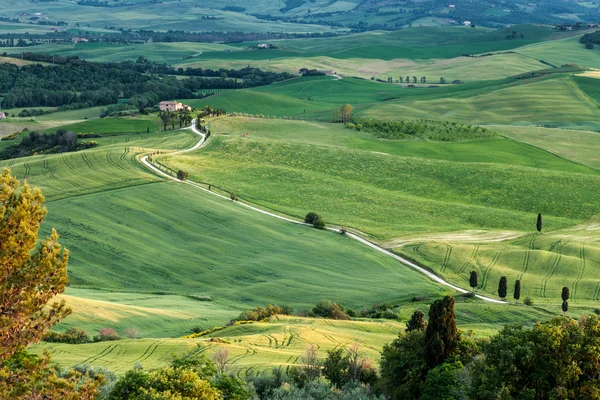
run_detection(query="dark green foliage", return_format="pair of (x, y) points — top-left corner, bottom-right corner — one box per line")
(524, 297), (534, 306)
(514, 280), (521, 302)
(322, 346), (379, 389)
(176, 170), (189, 181)
(347, 119), (494, 142)
(304, 212), (325, 229)
(580, 30), (600, 46)
(470, 316), (600, 399)
(236, 304), (292, 322)
(469, 271), (478, 294)
(213, 374), (251, 400)
(562, 286), (570, 302)
(312, 300), (349, 320)
(420, 362), (466, 400)
(0, 60), (293, 109)
(0, 129), (97, 160)
(562, 301), (568, 313)
(537, 213), (543, 232)
(498, 276), (508, 299)
(424, 296), (459, 368)
(405, 310), (427, 332)
(380, 330), (427, 400)
(43, 328), (90, 344)
(323, 348), (346, 389)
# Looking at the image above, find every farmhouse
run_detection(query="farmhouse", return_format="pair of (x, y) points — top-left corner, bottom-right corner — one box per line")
(258, 43), (269, 48)
(72, 37), (89, 43)
(159, 101), (191, 112)
(0, 112), (6, 119)
(463, 20), (472, 26)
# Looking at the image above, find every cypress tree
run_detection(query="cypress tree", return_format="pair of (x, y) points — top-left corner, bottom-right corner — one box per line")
(536, 213), (543, 232)
(424, 296), (459, 368)
(498, 276), (508, 299)
(469, 271), (478, 294)
(562, 286), (570, 302)
(562, 301), (568, 313)
(513, 279), (521, 302)
(405, 309), (427, 332)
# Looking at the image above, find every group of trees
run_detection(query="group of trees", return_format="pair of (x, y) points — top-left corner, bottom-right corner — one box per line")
(346, 119), (493, 142)
(469, 271), (523, 302)
(380, 296), (600, 399)
(580, 30), (600, 49)
(394, 76), (427, 84)
(0, 59), (294, 109)
(0, 129), (97, 160)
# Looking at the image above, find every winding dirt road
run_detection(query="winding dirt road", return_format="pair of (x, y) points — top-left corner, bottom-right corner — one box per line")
(141, 120), (506, 305)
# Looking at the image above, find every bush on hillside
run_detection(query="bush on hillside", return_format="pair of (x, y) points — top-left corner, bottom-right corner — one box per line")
(312, 300), (349, 320)
(44, 327), (91, 344)
(305, 212), (325, 229)
(346, 119), (494, 141)
(177, 170), (189, 180)
(0, 129), (98, 160)
(236, 304), (293, 322)
(94, 328), (120, 342)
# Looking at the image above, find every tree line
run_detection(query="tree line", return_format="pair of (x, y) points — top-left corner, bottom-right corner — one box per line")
(0, 59), (294, 109)
(345, 119), (494, 141)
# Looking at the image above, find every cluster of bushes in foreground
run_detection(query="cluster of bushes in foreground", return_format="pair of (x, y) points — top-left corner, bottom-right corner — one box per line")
(0, 129), (98, 160)
(346, 119), (495, 141)
(35, 296), (600, 399)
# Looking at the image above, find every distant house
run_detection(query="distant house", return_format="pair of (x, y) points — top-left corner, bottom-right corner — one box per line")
(72, 37), (89, 44)
(449, 4), (456, 8)
(159, 101), (190, 112)
(0, 112), (6, 119)
(463, 21), (472, 26)
(257, 43), (269, 49)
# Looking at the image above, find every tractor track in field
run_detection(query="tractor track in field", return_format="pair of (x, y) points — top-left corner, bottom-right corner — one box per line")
(62, 155), (75, 174)
(541, 239), (567, 298)
(81, 153), (98, 171)
(43, 158), (56, 179)
(105, 149), (123, 170)
(139, 120), (506, 305)
(518, 235), (537, 281)
(573, 241), (587, 300)
(459, 245), (480, 274)
(481, 247), (505, 290)
(75, 343), (119, 367)
(23, 162), (30, 180)
(441, 244), (452, 272)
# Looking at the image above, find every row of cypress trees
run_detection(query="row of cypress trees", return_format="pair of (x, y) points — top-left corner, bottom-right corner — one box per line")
(469, 270), (571, 311)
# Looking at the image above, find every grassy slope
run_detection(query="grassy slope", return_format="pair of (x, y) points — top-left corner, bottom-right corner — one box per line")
(161, 117), (599, 241)
(363, 75), (600, 128)
(396, 221), (600, 306)
(44, 181), (446, 311)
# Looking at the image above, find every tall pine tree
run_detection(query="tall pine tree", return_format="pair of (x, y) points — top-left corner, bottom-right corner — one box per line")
(498, 276), (508, 299)
(424, 296), (459, 368)
(536, 213), (543, 232)
(469, 271), (478, 294)
(513, 280), (521, 302)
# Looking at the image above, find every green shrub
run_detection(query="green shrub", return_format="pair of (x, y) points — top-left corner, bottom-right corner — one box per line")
(312, 300), (349, 320)
(44, 327), (91, 344)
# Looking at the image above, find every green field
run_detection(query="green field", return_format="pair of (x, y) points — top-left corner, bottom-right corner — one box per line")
(4, 21), (600, 378)
(161, 117), (599, 240)
(31, 302), (557, 375)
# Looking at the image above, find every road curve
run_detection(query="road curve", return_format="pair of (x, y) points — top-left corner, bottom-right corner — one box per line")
(140, 120), (506, 305)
